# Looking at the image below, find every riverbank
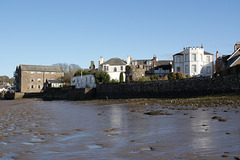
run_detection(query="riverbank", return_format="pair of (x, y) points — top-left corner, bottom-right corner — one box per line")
(0, 96), (240, 159)
(81, 92), (240, 108)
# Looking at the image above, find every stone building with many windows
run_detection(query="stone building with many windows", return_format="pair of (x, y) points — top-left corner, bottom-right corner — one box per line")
(14, 64), (64, 93)
(173, 45), (214, 77)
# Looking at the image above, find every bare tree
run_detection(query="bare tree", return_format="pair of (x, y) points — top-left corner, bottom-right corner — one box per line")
(52, 63), (69, 73)
(70, 64), (81, 69)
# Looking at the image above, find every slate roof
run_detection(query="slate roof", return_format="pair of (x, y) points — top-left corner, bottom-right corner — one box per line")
(228, 55), (240, 67)
(155, 60), (173, 66)
(102, 58), (126, 65)
(20, 64), (63, 72)
(131, 59), (152, 65)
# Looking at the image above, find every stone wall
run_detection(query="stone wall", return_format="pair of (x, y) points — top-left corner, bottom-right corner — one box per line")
(43, 88), (96, 100)
(96, 75), (240, 99)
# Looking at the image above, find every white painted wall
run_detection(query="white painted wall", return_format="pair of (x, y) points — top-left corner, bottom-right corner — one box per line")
(71, 75), (96, 89)
(99, 64), (126, 81)
(173, 47), (214, 77)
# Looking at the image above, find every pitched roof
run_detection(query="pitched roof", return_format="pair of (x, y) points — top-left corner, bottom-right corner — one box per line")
(227, 47), (240, 61)
(155, 60), (173, 66)
(173, 51), (184, 56)
(228, 55), (240, 67)
(20, 64), (63, 72)
(102, 58), (126, 65)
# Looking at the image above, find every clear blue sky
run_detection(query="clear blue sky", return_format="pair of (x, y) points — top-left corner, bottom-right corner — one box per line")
(1, 0), (239, 77)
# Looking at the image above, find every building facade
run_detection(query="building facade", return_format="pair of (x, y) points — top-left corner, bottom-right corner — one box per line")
(173, 46), (214, 77)
(71, 74), (96, 89)
(14, 64), (64, 93)
(98, 57), (127, 81)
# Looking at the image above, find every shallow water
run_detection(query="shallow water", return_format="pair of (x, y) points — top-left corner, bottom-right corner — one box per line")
(0, 100), (240, 160)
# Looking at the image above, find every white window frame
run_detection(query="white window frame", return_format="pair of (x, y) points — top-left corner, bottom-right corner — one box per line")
(185, 65), (189, 73)
(192, 65), (196, 73)
(192, 54), (196, 61)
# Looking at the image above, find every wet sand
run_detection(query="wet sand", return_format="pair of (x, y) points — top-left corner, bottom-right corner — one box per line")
(0, 97), (240, 160)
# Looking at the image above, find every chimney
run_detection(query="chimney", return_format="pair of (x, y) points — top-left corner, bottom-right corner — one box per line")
(234, 42), (240, 51)
(99, 56), (103, 64)
(216, 51), (219, 59)
(127, 55), (131, 65)
(153, 54), (158, 61)
(90, 61), (95, 70)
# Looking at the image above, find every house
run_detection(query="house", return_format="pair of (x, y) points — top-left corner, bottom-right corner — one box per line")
(215, 42), (240, 73)
(44, 80), (65, 89)
(130, 55), (173, 76)
(98, 56), (127, 82)
(14, 64), (64, 93)
(126, 55), (172, 81)
(71, 74), (96, 89)
(173, 45), (214, 77)
(153, 61), (173, 76)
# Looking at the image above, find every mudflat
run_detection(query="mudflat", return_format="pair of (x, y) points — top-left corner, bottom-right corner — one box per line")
(0, 94), (240, 160)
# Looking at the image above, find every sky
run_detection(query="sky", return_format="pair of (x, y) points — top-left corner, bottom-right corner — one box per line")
(0, 0), (239, 78)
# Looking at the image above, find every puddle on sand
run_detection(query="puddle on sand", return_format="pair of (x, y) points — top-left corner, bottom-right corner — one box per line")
(22, 142), (35, 146)
(58, 133), (87, 141)
(87, 144), (104, 149)
(0, 152), (17, 160)
(130, 146), (153, 153)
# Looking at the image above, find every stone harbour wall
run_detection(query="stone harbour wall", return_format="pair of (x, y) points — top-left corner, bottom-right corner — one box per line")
(96, 75), (240, 99)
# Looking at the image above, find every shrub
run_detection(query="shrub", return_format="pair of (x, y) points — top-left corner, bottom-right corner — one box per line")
(150, 75), (160, 81)
(74, 70), (90, 76)
(168, 72), (176, 80)
(176, 72), (185, 79)
(111, 79), (119, 83)
(94, 72), (110, 84)
(120, 72), (124, 82)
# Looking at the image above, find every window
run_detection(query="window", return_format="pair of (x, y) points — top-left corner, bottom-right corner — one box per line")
(185, 65), (189, 73)
(192, 65), (196, 73)
(38, 78), (41, 82)
(200, 54), (203, 61)
(51, 72), (55, 75)
(114, 67), (117, 72)
(121, 66), (123, 70)
(38, 72), (41, 74)
(107, 66), (109, 71)
(45, 72), (49, 74)
(31, 72), (34, 74)
(185, 54), (189, 61)
(192, 54), (196, 61)
(177, 67), (181, 72)
(206, 56), (210, 63)
(206, 66), (211, 74)
(200, 65), (203, 73)
(31, 78), (34, 82)
(176, 56), (180, 63)
(38, 85), (41, 89)
(104, 66), (107, 71)
(30, 85), (34, 89)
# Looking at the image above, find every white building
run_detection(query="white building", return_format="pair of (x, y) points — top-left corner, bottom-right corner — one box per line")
(173, 46), (214, 77)
(71, 74), (96, 89)
(98, 57), (127, 81)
